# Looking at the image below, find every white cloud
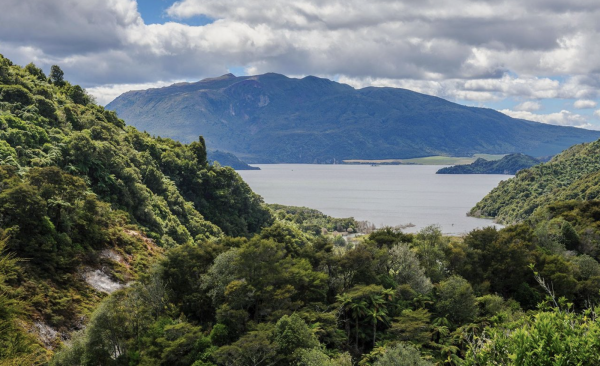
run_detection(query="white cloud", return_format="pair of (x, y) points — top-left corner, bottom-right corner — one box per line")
(338, 74), (594, 103)
(0, 0), (600, 121)
(514, 101), (542, 111)
(574, 99), (597, 109)
(499, 109), (594, 128)
(595, 110), (600, 118)
(86, 80), (184, 105)
(0, 0), (598, 83)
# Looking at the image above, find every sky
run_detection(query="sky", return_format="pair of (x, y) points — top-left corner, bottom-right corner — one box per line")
(1, 0), (600, 129)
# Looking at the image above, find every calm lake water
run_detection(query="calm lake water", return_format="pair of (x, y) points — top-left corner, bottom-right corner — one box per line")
(238, 164), (511, 235)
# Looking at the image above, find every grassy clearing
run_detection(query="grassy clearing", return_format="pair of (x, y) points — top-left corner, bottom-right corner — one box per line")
(344, 154), (506, 165)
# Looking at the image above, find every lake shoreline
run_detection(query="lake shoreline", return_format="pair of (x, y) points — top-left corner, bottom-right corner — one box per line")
(238, 164), (510, 235)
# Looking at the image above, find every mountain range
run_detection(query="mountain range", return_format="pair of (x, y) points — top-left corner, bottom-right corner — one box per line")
(107, 73), (600, 163)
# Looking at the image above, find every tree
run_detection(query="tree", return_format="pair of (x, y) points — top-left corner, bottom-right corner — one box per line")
(368, 227), (413, 248)
(50, 65), (64, 86)
(0, 236), (46, 364)
(560, 221), (580, 251)
(160, 243), (222, 323)
(372, 343), (433, 366)
(387, 243), (432, 294)
(67, 85), (90, 105)
(350, 298), (368, 349)
(214, 330), (277, 366)
(338, 285), (387, 349)
(464, 309), (600, 366)
(390, 308), (432, 345)
(298, 349), (353, 366)
(413, 225), (448, 283)
(298, 348), (334, 366)
(435, 275), (477, 326)
(272, 313), (319, 362)
(202, 248), (240, 308)
(366, 288), (394, 347)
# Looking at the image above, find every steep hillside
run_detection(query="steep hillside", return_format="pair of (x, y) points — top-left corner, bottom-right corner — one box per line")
(470, 140), (600, 223)
(107, 73), (600, 163)
(437, 153), (540, 174)
(0, 55), (272, 362)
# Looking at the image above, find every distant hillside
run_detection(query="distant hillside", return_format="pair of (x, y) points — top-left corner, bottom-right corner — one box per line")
(437, 153), (540, 174)
(470, 140), (600, 224)
(208, 150), (259, 170)
(106, 73), (600, 163)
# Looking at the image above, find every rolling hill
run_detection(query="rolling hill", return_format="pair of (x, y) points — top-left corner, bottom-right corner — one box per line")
(107, 73), (600, 163)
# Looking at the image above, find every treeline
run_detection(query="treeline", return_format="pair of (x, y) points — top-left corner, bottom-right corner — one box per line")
(2, 54), (600, 366)
(471, 140), (600, 223)
(269, 204), (359, 235)
(0, 54), (271, 364)
(51, 212), (600, 365)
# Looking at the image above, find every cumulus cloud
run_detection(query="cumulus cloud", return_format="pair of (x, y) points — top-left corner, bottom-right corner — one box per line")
(0, 0), (598, 83)
(500, 109), (593, 128)
(338, 74), (592, 104)
(574, 99), (598, 109)
(595, 110), (600, 118)
(86, 80), (184, 105)
(515, 101), (542, 111)
(0, 0), (599, 129)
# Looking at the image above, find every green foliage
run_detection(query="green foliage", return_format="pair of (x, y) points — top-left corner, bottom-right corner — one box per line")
(387, 243), (432, 295)
(368, 227), (413, 248)
(390, 308), (432, 345)
(269, 204), (359, 236)
(4, 54), (600, 366)
(435, 275), (478, 326)
(0, 84), (34, 105)
(413, 225), (448, 283)
(297, 349), (352, 366)
(67, 85), (91, 105)
(471, 140), (600, 223)
(372, 343), (433, 366)
(0, 167), (113, 272)
(213, 329), (277, 366)
(464, 308), (600, 365)
(0, 236), (47, 364)
(0, 54), (273, 364)
(24, 63), (46, 81)
(0, 55), (272, 245)
(48, 213), (600, 366)
(160, 243), (223, 323)
(437, 153), (539, 175)
(49, 65), (64, 86)
(272, 313), (319, 361)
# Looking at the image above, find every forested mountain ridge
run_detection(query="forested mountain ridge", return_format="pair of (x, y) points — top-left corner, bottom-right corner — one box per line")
(0, 54), (272, 361)
(471, 139), (600, 223)
(436, 153), (540, 174)
(106, 73), (600, 163)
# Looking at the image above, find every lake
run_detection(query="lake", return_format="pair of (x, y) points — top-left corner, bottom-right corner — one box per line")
(237, 164), (511, 235)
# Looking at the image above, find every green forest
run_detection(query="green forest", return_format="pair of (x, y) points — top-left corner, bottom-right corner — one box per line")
(471, 140), (600, 224)
(3, 55), (600, 366)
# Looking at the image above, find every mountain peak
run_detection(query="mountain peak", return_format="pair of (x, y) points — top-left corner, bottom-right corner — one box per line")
(106, 75), (600, 163)
(199, 73), (237, 83)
